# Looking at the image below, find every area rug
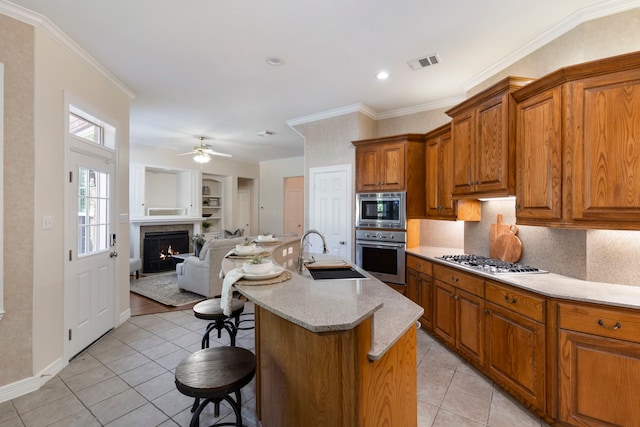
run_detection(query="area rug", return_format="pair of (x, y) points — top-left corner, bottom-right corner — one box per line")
(129, 272), (206, 306)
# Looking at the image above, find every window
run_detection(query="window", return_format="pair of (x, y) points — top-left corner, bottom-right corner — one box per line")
(69, 112), (102, 144)
(69, 106), (115, 150)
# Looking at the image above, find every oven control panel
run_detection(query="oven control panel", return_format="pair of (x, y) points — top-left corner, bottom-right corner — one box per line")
(356, 229), (406, 243)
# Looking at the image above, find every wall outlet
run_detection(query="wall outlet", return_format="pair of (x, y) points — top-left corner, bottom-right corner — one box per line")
(282, 249), (288, 257)
(288, 247), (293, 255)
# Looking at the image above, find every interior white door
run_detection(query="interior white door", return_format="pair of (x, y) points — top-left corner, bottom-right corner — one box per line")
(283, 176), (304, 237)
(237, 189), (251, 236)
(309, 165), (352, 260)
(66, 151), (116, 360)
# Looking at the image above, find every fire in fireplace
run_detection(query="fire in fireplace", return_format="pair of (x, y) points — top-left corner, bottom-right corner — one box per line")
(143, 230), (190, 273)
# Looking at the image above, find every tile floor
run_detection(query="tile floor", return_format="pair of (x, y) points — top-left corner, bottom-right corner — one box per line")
(1, 302), (551, 427)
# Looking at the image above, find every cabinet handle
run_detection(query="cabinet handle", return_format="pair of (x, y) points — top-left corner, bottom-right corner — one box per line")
(451, 276), (459, 282)
(598, 319), (622, 330)
(504, 294), (517, 304)
(449, 293), (455, 298)
(454, 295), (459, 301)
(484, 309), (489, 315)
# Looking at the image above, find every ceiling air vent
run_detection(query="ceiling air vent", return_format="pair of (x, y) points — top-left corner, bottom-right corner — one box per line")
(407, 53), (441, 71)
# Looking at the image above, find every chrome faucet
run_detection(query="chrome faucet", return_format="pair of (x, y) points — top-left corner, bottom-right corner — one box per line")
(297, 229), (329, 272)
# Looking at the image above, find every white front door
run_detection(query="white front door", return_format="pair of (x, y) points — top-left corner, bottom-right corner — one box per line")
(65, 150), (116, 359)
(309, 165), (352, 260)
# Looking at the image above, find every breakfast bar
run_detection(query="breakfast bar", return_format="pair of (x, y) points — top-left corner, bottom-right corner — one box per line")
(222, 240), (423, 427)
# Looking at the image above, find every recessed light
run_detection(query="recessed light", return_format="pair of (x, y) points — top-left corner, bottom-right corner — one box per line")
(266, 57), (283, 66)
(376, 71), (389, 80)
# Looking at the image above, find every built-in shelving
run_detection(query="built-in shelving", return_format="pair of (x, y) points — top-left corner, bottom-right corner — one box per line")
(201, 177), (223, 235)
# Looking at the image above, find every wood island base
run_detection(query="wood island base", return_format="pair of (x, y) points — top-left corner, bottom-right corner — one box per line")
(254, 306), (418, 427)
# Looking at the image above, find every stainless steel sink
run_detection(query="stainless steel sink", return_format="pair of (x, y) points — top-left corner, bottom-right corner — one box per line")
(307, 267), (367, 280)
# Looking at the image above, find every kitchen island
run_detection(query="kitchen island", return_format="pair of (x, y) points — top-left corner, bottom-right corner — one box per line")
(222, 241), (423, 427)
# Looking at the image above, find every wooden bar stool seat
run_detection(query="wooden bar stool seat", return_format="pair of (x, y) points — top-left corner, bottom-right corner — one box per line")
(175, 347), (256, 427)
(193, 298), (244, 348)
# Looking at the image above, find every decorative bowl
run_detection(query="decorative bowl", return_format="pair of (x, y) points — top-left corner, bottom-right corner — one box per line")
(243, 259), (273, 274)
(235, 243), (256, 253)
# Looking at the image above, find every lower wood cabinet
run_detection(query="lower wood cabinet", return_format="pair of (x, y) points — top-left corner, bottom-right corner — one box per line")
(485, 303), (546, 410)
(557, 302), (640, 426)
(433, 265), (485, 368)
(409, 255), (640, 426)
(406, 255), (434, 329)
(484, 281), (546, 412)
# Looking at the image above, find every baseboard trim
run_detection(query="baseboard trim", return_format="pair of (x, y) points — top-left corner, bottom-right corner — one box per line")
(0, 357), (64, 403)
(119, 308), (131, 326)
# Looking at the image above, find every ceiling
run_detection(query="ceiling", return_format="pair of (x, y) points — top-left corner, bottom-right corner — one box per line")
(5, 0), (628, 162)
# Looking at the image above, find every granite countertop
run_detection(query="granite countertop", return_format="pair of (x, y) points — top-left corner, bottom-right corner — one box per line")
(223, 241), (423, 361)
(407, 246), (640, 310)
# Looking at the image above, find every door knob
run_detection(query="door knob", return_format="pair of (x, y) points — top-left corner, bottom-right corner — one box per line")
(110, 251), (118, 258)
(339, 241), (345, 245)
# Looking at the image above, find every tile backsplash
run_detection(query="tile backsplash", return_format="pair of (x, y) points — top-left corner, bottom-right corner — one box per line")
(422, 198), (640, 286)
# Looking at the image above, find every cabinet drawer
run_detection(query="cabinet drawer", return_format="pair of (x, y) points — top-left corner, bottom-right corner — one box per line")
(558, 302), (640, 344)
(433, 264), (484, 297)
(485, 281), (545, 323)
(406, 255), (433, 275)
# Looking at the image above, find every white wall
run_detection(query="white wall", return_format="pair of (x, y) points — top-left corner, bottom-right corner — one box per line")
(32, 29), (131, 374)
(259, 157), (304, 235)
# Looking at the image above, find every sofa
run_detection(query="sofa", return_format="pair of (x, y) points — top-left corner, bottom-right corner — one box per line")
(176, 237), (249, 297)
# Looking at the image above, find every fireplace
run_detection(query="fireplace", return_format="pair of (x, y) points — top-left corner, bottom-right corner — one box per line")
(143, 230), (190, 273)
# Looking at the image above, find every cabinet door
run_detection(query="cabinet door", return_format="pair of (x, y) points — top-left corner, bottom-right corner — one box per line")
(558, 329), (640, 426)
(572, 70), (640, 225)
(355, 145), (380, 192)
(486, 302), (545, 411)
(426, 137), (441, 217)
(515, 87), (563, 222)
(451, 110), (475, 195)
(405, 268), (419, 305)
(433, 280), (456, 347)
(418, 273), (433, 330)
(380, 142), (405, 190)
(439, 131), (457, 217)
(427, 129), (457, 219)
(130, 163), (146, 217)
(475, 95), (512, 196)
(456, 289), (484, 367)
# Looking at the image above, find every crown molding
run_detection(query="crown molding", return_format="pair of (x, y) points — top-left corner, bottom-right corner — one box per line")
(287, 103), (377, 127)
(463, 0), (640, 92)
(376, 95), (466, 120)
(0, 0), (135, 99)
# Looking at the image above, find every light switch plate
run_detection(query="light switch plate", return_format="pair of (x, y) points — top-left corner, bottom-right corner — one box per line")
(42, 215), (53, 229)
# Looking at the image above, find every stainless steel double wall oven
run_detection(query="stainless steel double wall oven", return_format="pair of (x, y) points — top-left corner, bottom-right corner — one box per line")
(355, 192), (407, 285)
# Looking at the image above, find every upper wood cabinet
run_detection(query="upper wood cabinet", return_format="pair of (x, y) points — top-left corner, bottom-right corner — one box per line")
(353, 134), (426, 218)
(513, 51), (640, 230)
(445, 77), (534, 199)
(426, 124), (457, 219)
(426, 124), (481, 221)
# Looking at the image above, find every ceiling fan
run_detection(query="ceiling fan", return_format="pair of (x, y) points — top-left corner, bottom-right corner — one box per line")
(178, 136), (232, 163)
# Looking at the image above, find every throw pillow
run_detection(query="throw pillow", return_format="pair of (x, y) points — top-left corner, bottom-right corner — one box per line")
(199, 241), (211, 261)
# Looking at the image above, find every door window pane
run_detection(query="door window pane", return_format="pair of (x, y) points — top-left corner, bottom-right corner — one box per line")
(77, 167), (110, 256)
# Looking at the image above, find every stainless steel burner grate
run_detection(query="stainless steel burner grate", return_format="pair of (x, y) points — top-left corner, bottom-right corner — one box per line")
(437, 254), (548, 275)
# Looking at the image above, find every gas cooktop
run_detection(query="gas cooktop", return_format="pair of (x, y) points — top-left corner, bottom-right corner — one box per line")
(437, 254), (548, 275)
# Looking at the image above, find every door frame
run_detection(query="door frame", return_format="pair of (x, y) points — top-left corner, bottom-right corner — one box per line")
(63, 99), (119, 361)
(308, 164), (353, 260)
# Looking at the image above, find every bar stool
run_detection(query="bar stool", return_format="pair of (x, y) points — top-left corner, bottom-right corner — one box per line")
(193, 298), (245, 348)
(175, 347), (256, 427)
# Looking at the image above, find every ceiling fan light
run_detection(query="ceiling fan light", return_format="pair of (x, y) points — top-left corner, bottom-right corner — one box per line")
(193, 152), (210, 163)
